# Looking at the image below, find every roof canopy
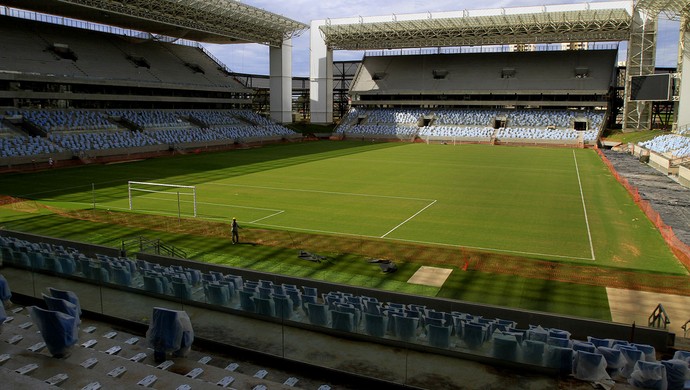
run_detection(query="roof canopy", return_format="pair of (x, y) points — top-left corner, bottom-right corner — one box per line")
(319, 2), (633, 50)
(0, 0), (308, 46)
(635, 0), (690, 20)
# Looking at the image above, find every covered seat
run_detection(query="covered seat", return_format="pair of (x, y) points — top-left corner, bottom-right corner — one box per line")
(0, 275), (11, 305)
(492, 334), (519, 361)
(206, 283), (230, 306)
(628, 361), (667, 390)
(573, 351), (611, 384)
(43, 294), (80, 325)
(253, 297), (275, 317)
(306, 303), (329, 327)
(48, 287), (81, 316)
(545, 346), (574, 374)
(364, 313), (387, 338)
(331, 310), (355, 332)
(523, 340), (545, 365)
(598, 346), (626, 377)
(172, 281), (192, 300)
(427, 324), (451, 349)
(463, 322), (487, 350)
(393, 315), (419, 343)
(29, 306), (78, 358)
(146, 307), (194, 363)
(619, 346), (644, 378)
(239, 290), (256, 312)
(661, 359), (689, 390)
(272, 295), (293, 320)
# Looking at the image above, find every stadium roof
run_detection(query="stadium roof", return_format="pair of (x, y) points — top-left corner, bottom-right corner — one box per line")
(0, 0), (308, 46)
(319, 1), (634, 50)
(635, 0), (690, 20)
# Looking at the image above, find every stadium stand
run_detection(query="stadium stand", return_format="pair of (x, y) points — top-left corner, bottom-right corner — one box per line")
(350, 50), (616, 98)
(0, 232), (682, 390)
(0, 135), (63, 158)
(638, 134), (690, 159)
(336, 108), (604, 144)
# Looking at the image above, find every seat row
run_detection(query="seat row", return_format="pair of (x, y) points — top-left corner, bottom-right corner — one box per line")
(3, 235), (690, 388)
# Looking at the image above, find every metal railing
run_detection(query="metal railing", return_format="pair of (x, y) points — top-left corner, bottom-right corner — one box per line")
(648, 303), (671, 329)
(122, 236), (187, 259)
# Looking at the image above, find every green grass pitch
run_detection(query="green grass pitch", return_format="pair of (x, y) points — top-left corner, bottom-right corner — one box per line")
(0, 141), (685, 319)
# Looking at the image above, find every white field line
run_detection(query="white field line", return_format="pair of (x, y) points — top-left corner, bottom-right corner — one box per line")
(67, 201), (594, 261)
(381, 200), (437, 238)
(204, 182), (436, 202)
(249, 210), (285, 224)
(248, 222), (596, 261)
(573, 150), (596, 261)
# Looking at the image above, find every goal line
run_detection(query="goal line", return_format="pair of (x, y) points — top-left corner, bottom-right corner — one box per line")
(128, 181), (197, 217)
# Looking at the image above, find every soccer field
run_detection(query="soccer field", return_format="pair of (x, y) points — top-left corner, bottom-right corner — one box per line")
(2, 141), (683, 273)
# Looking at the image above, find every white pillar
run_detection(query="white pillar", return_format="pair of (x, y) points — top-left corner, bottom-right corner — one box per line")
(676, 15), (690, 130)
(270, 39), (292, 124)
(310, 20), (333, 124)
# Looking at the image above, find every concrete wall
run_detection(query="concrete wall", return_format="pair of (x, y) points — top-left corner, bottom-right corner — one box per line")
(680, 164), (690, 188)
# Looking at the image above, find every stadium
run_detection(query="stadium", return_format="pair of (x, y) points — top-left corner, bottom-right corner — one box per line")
(1, 0), (690, 389)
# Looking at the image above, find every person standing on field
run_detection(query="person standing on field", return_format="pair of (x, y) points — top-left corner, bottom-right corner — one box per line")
(231, 217), (241, 244)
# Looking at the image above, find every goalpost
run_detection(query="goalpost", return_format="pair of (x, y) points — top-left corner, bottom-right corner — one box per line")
(128, 181), (197, 217)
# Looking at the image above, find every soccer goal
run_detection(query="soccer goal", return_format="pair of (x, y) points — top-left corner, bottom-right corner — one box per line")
(128, 181), (197, 217)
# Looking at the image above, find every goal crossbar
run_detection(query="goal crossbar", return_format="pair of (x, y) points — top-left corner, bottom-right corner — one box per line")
(128, 181), (197, 217)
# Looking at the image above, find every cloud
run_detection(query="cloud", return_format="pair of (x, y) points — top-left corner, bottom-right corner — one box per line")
(203, 0), (680, 76)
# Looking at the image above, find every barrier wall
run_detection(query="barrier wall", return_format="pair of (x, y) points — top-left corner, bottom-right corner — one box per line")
(649, 152), (673, 175)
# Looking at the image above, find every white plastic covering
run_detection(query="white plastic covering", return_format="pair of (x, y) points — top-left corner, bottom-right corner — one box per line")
(628, 360), (667, 390)
(146, 307), (194, 356)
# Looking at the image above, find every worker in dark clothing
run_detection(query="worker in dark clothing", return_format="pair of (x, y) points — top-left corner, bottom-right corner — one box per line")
(231, 217), (241, 244)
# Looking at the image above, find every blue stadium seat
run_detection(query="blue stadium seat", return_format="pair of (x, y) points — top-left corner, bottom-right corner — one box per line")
(628, 361), (666, 390)
(30, 305), (78, 358)
(427, 324), (451, 349)
(146, 307), (194, 363)
(364, 313), (386, 338)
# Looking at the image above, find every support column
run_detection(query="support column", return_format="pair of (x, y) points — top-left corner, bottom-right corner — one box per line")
(309, 20), (333, 124)
(270, 39), (292, 124)
(676, 14), (690, 130)
(622, 7), (657, 131)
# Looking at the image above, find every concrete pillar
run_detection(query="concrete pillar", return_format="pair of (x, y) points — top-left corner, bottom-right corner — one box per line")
(676, 15), (690, 130)
(309, 20), (333, 124)
(270, 39), (292, 124)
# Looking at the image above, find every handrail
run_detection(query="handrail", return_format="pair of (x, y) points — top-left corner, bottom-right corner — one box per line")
(682, 319), (690, 338)
(121, 236), (187, 259)
(648, 303), (671, 329)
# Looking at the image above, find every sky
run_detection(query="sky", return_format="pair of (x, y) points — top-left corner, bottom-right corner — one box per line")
(203, 0), (681, 77)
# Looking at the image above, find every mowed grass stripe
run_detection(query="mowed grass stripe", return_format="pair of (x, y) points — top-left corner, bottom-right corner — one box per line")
(0, 141), (683, 274)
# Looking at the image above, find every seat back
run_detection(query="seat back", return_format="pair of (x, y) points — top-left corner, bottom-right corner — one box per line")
(29, 305), (78, 357)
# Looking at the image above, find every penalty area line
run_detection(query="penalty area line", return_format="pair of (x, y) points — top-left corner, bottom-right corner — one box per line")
(381, 200), (437, 238)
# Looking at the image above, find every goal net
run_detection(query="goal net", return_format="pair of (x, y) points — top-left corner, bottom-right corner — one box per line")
(128, 181), (197, 217)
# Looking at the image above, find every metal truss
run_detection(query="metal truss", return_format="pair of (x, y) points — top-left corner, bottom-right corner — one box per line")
(54, 0), (307, 46)
(622, 1), (689, 130)
(320, 8), (632, 51)
(635, 0), (690, 21)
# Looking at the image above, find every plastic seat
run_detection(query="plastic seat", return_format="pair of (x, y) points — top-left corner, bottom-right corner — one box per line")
(523, 340), (545, 365)
(628, 361), (666, 390)
(632, 343), (656, 361)
(364, 313), (386, 338)
(29, 306), (78, 358)
(253, 297), (275, 317)
(206, 283), (230, 306)
(545, 346), (574, 374)
(239, 290), (256, 312)
(306, 303), (329, 326)
(573, 350), (610, 383)
(492, 334), (519, 361)
(597, 346), (625, 377)
(146, 307), (194, 363)
(587, 336), (610, 348)
(172, 281), (192, 300)
(661, 359), (689, 390)
(113, 267), (132, 286)
(0, 275), (11, 303)
(572, 341), (596, 353)
(463, 322), (486, 350)
(427, 324), (451, 349)
(331, 310), (355, 332)
(619, 346), (644, 378)
(394, 315), (419, 342)
(48, 287), (81, 316)
(272, 294), (293, 319)
(43, 294), (80, 324)
(144, 275), (164, 294)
